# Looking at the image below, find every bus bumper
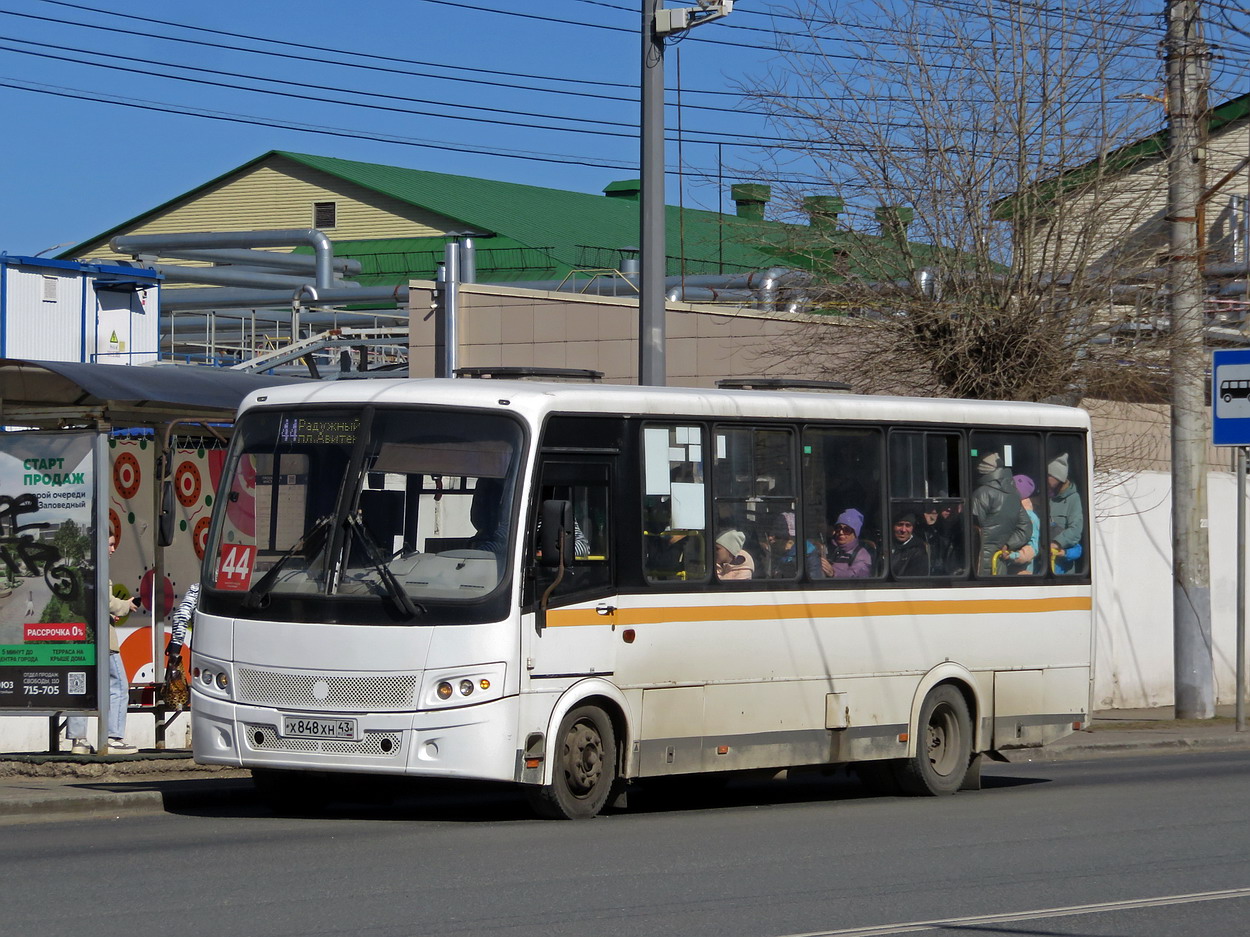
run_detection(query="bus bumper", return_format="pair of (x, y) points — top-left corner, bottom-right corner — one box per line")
(191, 691), (519, 782)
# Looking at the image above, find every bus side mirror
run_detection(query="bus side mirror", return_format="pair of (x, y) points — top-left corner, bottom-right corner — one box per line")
(157, 479), (176, 548)
(539, 499), (574, 568)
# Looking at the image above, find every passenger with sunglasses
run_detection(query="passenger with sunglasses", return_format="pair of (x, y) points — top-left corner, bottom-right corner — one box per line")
(821, 508), (872, 578)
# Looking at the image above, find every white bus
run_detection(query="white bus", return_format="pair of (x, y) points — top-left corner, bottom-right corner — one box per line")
(190, 379), (1093, 818)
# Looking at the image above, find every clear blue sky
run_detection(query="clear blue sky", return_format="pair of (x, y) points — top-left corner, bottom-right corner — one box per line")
(0, 0), (789, 256)
(0, 1), (1244, 258)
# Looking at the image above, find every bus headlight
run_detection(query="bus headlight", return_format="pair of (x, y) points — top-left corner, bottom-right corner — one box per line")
(422, 663), (506, 709)
(191, 656), (233, 701)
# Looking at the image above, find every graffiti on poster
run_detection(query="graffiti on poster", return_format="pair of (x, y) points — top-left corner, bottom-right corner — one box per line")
(0, 432), (98, 709)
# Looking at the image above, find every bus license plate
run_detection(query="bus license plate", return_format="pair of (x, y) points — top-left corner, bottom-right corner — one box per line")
(281, 716), (357, 741)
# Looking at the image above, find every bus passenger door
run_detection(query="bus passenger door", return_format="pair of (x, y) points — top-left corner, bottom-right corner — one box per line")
(524, 458), (618, 678)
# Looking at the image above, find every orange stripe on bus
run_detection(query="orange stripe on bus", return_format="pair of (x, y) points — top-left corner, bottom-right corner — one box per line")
(546, 594), (1092, 628)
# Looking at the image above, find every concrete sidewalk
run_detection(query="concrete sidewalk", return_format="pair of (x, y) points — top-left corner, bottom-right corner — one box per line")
(1, 707), (1247, 823)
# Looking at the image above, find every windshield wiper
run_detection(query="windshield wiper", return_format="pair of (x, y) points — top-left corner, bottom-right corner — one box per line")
(345, 513), (423, 619)
(242, 514), (333, 608)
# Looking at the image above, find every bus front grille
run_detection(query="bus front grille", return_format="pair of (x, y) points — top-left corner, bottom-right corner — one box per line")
(243, 724), (403, 757)
(236, 668), (419, 711)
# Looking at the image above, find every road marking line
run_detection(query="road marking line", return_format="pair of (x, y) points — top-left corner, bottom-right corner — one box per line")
(779, 887), (1250, 936)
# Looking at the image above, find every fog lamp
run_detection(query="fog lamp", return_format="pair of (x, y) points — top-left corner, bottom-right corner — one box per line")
(436, 681), (453, 700)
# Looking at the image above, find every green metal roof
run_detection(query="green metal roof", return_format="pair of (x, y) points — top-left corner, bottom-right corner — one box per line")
(274, 151), (781, 278)
(60, 149), (936, 286)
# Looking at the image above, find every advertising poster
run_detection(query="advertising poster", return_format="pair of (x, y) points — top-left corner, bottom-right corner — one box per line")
(0, 432), (99, 710)
(107, 437), (223, 684)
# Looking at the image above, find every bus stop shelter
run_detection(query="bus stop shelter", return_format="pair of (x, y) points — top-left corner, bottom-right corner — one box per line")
(0, 358), (309, 752)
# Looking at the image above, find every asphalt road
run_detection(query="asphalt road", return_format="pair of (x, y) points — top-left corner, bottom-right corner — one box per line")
(7, 751), (1250, 937)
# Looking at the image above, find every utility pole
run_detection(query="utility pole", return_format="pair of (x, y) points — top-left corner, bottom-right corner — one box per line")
(1166, 0), (1215, 718)
(639, 1), (733, 386)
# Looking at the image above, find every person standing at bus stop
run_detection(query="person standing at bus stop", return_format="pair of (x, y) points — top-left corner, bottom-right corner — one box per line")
(67, 533), (139, 755)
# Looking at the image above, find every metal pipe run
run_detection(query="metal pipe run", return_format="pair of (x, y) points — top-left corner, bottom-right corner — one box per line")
(160, 284), (410, 312)
(112, 229), (339, 289)
(135, 248), (362, 276)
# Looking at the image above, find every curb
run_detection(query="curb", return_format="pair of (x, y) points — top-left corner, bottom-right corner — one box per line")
(1003, 734), (1250, 762)
(0, 775), (257, 824)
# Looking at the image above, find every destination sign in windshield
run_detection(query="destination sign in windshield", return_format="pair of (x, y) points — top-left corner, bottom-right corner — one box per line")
(277, 417), (360, 445)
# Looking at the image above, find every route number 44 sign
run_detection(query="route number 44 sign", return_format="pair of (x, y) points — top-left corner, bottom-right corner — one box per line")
(215, 544), (257, 591)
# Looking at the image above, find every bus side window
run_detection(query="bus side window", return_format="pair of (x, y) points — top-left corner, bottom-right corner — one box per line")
(643, 424), (708, 583)
(968, 431), (1043, 578)
(712, 426), (796, 582)
(1045, 434), (1088, 577)
(533, 460), (612, 603)
(802, 427), (885, 580)
(888, 431), (966, 578)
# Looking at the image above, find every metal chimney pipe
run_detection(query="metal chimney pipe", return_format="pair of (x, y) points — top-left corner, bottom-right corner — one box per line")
(459, 238), (477, 284)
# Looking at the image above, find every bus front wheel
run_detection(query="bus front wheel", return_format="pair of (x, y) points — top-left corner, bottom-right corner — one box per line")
(895, 685), (972, 796)
(527, 705), (617, 819)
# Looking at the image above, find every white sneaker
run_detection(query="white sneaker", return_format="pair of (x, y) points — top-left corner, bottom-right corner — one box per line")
(70, 739), (93, 755)
(107, 739), (138, 754)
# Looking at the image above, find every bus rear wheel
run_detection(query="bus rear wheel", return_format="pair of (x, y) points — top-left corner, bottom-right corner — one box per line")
(527, 705), (617, 820)
(895, 685), (972, 796)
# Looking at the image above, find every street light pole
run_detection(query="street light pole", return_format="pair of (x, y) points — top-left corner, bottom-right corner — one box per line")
(1166, 0), (1214, 719)
(639, 0), (667, 387)
(638, 2), (734, 387)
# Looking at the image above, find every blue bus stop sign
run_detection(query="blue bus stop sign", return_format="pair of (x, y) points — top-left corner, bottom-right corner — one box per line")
(1212, 348), (1250, 445)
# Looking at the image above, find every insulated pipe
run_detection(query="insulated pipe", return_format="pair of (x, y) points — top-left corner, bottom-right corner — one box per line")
(112, 229), (337, 289)
(665, 286), (755, 303)
(160, 284), (409, 311)
(136, 248), (361, 275)
(441, 241), (459, 378)
(157, 266), (811, 312)
(148, 263), (359, 290)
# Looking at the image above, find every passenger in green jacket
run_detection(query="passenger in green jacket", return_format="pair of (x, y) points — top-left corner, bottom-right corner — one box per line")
(1046, 453), (1084, 574)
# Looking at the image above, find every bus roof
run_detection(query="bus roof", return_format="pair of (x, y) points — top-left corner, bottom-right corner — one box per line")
(238, 378), (1091, 430)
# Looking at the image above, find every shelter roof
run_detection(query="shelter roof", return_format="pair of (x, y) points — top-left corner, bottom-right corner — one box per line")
(0, 359), (310, 429)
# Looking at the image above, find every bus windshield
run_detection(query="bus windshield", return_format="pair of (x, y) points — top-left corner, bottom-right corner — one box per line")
(204, 405), (525, 621)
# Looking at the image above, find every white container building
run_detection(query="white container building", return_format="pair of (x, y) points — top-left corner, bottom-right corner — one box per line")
(0, 255), (161, 364)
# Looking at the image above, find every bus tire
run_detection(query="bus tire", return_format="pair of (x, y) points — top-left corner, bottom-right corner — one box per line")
(895, 685), (972, 796)
(527, 705), (617, 820)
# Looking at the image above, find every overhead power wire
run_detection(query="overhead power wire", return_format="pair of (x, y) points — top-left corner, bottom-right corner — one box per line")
(0, 40), (807, 147)
(14, 4), (1177, 108)
(0, 76), (881, 189)
(0, 76), (637, 170)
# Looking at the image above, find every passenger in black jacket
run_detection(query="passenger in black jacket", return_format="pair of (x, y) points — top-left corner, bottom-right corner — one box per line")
(970, 452), (1031, 575)
(890, 512), (930, 577)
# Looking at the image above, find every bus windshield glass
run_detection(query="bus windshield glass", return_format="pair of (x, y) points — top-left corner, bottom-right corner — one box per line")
(204, 406), (524, 621)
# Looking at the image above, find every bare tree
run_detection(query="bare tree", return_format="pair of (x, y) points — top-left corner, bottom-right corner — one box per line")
(738, 0), (1180, 413)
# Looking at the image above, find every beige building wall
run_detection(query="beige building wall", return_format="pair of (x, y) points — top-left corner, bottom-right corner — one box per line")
(408, 281), (847, 387)
(75, 155), (460, 265)
(1034, 121), (1250, 271)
